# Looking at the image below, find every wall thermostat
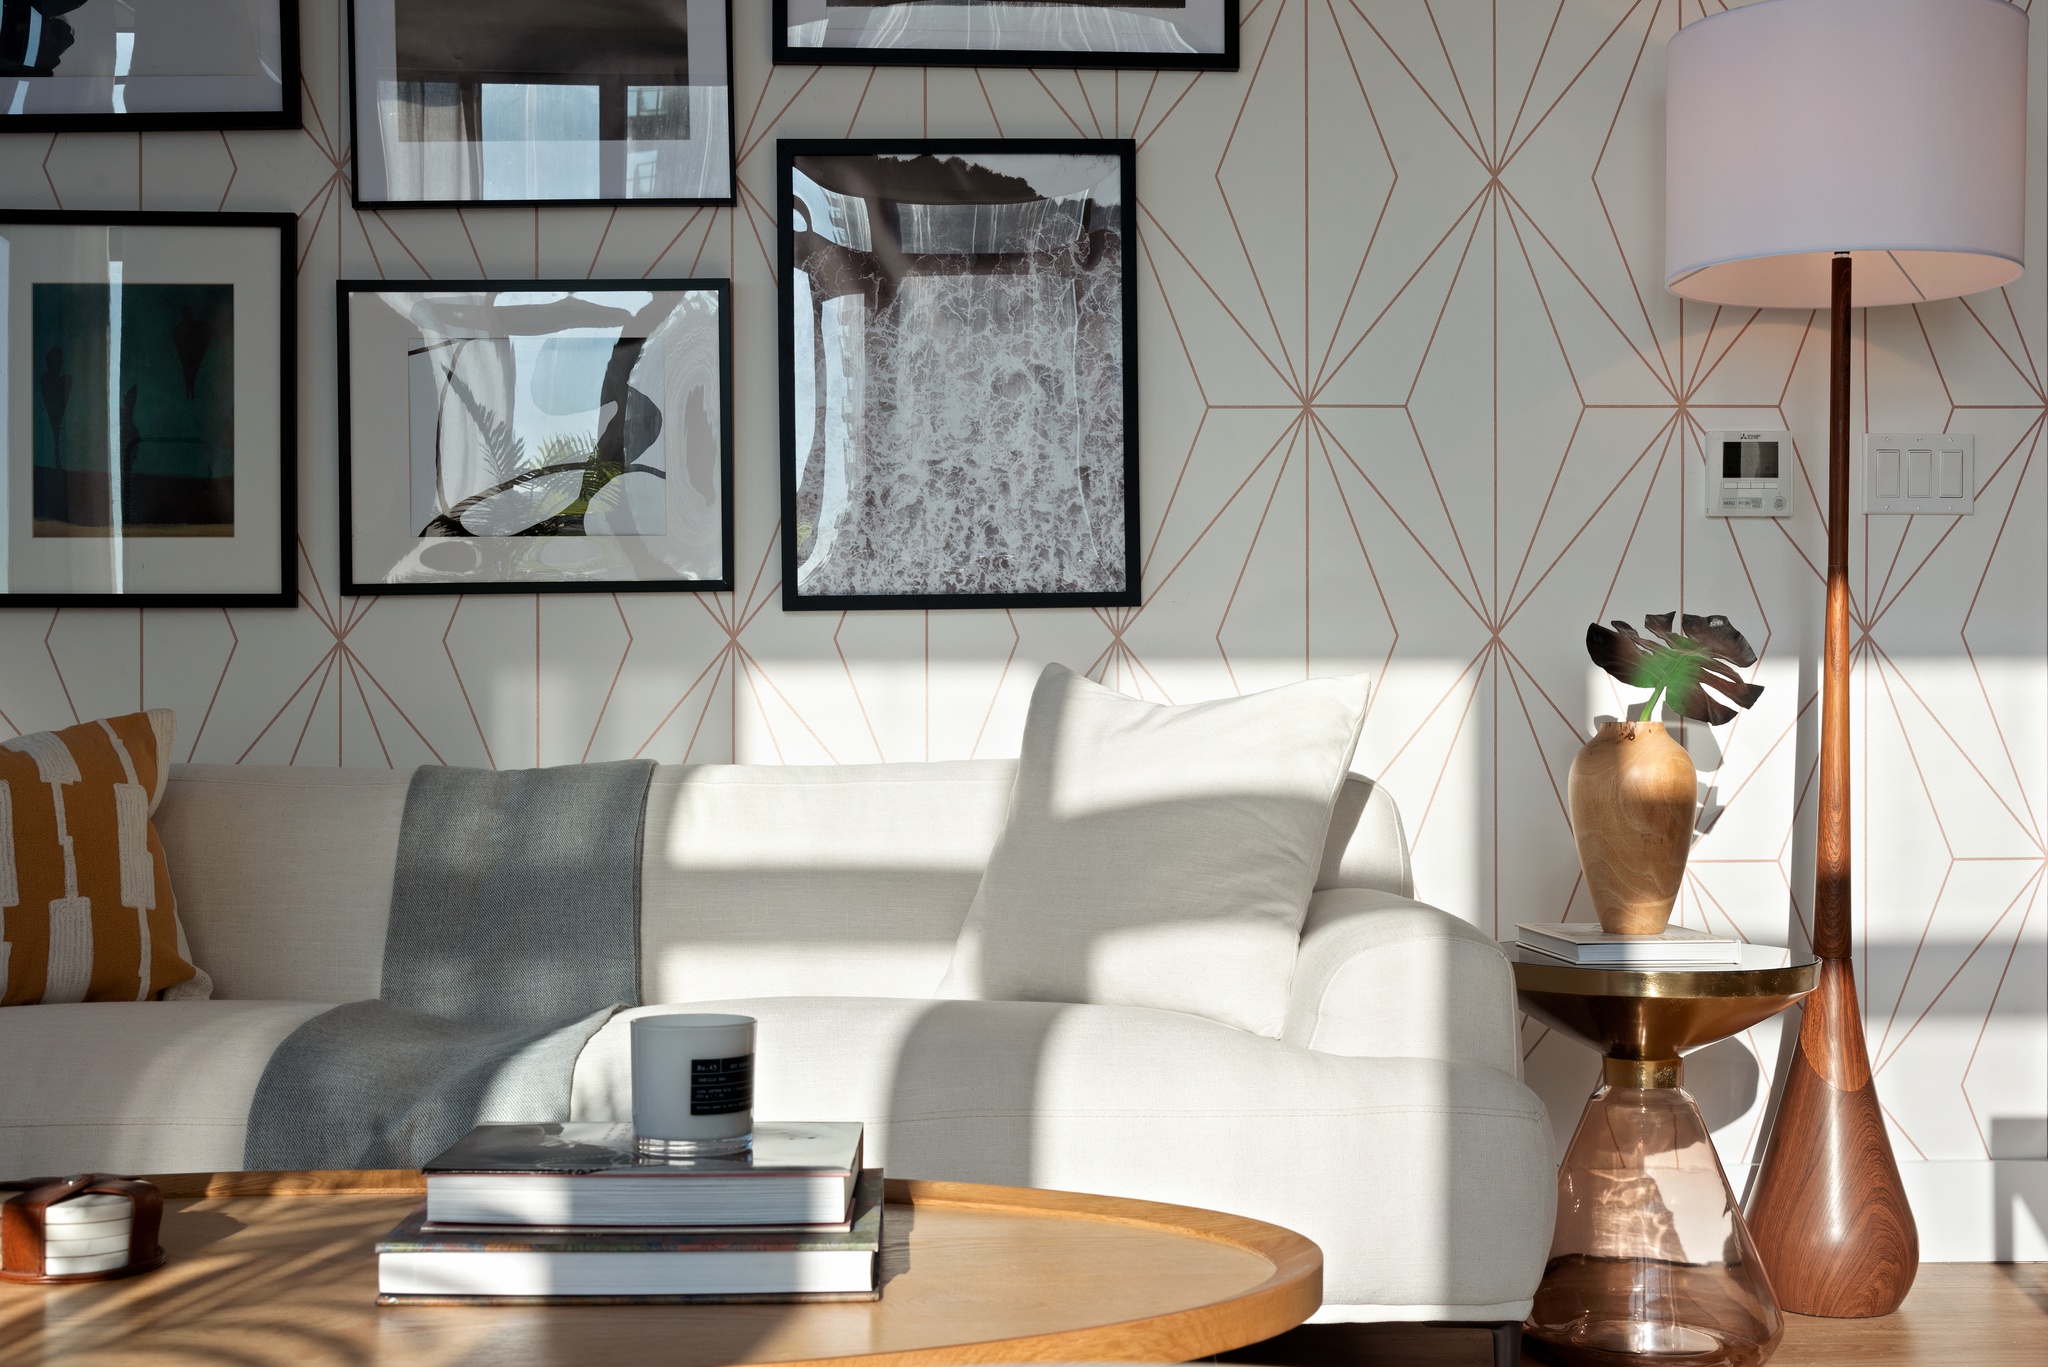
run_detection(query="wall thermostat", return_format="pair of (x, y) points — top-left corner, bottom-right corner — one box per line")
(1704, 430), (1792, 518)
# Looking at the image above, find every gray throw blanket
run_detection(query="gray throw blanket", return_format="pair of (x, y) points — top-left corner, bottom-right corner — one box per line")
(245, 760), (654, 1170)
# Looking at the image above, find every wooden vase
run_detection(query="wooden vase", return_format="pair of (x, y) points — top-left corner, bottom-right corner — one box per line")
(1568, 721), (1697, 935)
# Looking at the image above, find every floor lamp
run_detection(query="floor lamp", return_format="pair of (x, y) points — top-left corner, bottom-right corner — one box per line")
(1664, 0), (2028, 1318)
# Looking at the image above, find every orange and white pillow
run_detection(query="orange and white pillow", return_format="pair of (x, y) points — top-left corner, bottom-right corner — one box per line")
(1, 710), (209, 1006)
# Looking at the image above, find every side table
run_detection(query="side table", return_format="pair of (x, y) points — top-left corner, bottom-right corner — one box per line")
(1509, 944), (1819, 1367)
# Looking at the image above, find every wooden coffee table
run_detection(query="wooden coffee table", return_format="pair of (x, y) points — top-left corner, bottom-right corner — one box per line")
(0, 1170), (1320, 1366)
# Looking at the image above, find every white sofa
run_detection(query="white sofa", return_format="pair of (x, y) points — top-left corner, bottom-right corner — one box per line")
(0, 759), (1555, 1325)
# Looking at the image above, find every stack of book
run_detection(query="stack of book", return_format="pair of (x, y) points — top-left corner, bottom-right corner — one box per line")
(375, 1121), (880, 1304)
(1515, 922), (1742, 966)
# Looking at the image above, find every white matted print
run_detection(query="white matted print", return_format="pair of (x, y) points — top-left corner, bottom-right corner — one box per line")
(348, 0), (732, 206)
(779, 140), (1140, 611)
(1, 213), (294, 605)
(341, 282), (731, 594)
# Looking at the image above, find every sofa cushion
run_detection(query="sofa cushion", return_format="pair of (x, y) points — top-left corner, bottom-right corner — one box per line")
(2, 711), (208, 1005)
(640, 760), (1014, 1001)
(940, 665), (1370, 1036)
(573, 996), (1556, 1314)
(155, 759), (1413, 1007)
(155, 766), (411, 1002)
(0, 1000), (330, 1177)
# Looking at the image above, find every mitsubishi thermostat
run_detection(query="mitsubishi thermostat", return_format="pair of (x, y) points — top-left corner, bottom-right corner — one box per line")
(1704, 430), (1792, 518)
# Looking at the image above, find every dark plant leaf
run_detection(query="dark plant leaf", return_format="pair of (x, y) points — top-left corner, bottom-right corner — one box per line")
(1631, 647), (1704, 697)
(1679, 613), (1758, 667)
(1643, 611), (1758, 667)
(1665, 681), (1738, 725)
(1587, 622), (1652, 687)
(1586, 610), (1764, 725)
(1612, 620), (1651, 642)
(1643, 611), (1681, 644)
(1696, 660), (1766, 710)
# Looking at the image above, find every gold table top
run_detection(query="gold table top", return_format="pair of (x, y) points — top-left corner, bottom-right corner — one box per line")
(1506, 942), (1819, 1063)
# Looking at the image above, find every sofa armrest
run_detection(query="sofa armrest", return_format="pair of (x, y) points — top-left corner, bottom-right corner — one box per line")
(1284, 888), (1522, 1077)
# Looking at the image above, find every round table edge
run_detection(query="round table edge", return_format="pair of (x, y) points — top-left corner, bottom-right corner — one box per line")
(1508, 955), (1820, 1001)
(134, 1169), (1325, 1366)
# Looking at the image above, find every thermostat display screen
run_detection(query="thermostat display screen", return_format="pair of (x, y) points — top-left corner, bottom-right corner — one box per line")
(1722, 440), (1779, 479)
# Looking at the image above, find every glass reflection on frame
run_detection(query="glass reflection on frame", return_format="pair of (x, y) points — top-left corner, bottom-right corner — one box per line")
(778, 139), (1141, 612)
(0, 0), (299, 131)
(339, 280), (734, 595)
(348, 0), (734, 207)
(773, 0), (1239, 71)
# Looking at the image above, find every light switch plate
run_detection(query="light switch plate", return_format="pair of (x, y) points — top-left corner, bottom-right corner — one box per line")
(1864, 433), (1973, 515)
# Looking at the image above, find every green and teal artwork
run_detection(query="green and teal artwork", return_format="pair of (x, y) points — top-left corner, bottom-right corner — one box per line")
(31, 282), (235, 537)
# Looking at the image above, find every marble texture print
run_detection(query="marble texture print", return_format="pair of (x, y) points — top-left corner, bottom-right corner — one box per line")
(788, 149), (1130, 601)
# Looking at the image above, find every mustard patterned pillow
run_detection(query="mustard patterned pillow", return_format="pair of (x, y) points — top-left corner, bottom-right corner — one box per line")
(1, 710), (208, 1005)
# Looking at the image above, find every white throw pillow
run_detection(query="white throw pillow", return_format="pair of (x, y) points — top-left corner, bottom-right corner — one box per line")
(940, 664), (1370, 1037)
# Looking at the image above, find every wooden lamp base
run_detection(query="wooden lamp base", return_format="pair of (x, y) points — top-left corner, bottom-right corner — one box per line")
(1746, 960), (1918, 1316)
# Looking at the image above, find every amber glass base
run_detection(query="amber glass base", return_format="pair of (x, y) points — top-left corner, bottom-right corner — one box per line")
(1526, 1084), (1782, 1367)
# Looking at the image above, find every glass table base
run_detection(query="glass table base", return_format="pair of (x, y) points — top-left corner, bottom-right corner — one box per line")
(1525, 1084), (1782, 1367)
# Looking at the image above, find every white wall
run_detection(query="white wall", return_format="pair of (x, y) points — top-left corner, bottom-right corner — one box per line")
(0, 1), (2041, 1258)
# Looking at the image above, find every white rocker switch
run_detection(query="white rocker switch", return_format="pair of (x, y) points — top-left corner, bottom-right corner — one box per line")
(1908, 449), (1932, 498)
(1864, 433), (1973, 515)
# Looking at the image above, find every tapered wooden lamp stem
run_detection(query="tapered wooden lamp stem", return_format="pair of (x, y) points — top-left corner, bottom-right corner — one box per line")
(1745, 253), (1920, 1317)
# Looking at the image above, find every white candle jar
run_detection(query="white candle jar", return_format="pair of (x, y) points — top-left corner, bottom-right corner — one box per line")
(630, 1012), (755, 1159)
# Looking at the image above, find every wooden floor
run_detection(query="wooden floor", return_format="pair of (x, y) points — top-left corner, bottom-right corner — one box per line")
(1218, 1263), (2048, 1365)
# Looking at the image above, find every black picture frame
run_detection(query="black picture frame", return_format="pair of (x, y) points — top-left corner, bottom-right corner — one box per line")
(771, 0), (1239, 71)
(0, 1), (302, 133)
(779, 138), (1141, 612)
(0, 210), (298, 609)
(345, 0), (737, 210)
(337, 278), (735, 597)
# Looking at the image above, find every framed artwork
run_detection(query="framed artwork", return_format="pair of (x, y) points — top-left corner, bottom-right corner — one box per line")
(339, 280), (733, 596)
(772, 0), (1238, 70)
(779, 139), (1139, 611)
(347, 0), (734, 208)
(1, 211), (297, 608)
(0, 0), (300, 132)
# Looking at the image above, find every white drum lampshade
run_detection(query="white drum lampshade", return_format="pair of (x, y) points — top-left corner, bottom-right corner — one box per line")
(1666, 0), (2028, 309)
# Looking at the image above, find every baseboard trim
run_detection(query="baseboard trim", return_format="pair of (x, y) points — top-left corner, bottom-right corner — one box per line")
(1727, 1159), (2048, 1261)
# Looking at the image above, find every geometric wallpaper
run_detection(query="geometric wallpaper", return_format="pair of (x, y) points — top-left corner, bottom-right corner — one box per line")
(1, 1), (2042, 1240)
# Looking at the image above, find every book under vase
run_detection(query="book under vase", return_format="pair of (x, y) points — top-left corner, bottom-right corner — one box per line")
(1515, 923), (1741, 967)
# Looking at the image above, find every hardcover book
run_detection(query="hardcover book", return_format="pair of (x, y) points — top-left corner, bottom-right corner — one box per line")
(1515, 923), (1741, 966)
(422, 1122), (864, 1227)
(379, 1170), (885, 1303)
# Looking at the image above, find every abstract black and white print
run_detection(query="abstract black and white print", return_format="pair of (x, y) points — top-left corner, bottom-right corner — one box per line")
(0, 0), (292, 126)
(781, 142), (1138, 609)
(343, 283), (732, 595)
(351, 0), (732, 205)
(775, 0), (1235, 68)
